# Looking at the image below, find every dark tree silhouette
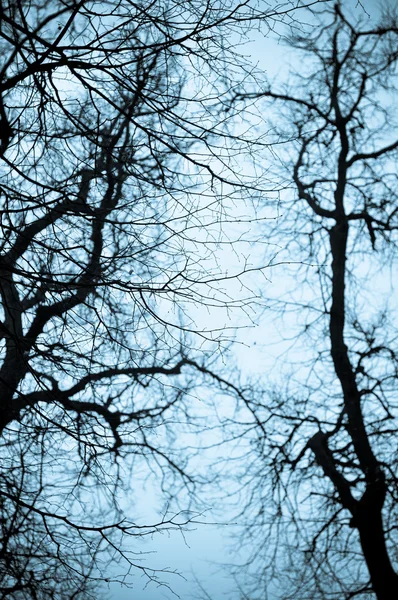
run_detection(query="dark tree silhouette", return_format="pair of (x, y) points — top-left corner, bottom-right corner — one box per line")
(0, 0), (331, 597)
(223, 4), (398, 599)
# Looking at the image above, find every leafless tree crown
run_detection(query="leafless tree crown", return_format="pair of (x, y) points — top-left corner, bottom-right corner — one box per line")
(221, 4), (398, 599)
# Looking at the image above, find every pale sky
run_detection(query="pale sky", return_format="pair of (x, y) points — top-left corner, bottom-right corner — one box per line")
(106, 1), (394, 598)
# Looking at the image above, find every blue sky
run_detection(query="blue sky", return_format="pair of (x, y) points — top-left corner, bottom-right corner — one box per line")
(105, 1), (395, 598)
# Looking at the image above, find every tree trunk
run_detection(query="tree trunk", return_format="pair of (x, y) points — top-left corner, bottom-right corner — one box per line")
(357, 508), (398, 599)
(329, 221), (398, 598)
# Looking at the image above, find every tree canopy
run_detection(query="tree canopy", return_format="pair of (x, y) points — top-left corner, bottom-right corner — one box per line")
(0, 0), (286, 596)
(223, 4), (398, 599)
(7, 1), (398, 599)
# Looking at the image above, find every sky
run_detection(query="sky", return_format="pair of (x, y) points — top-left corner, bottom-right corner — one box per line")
(105, 1), (395, 598)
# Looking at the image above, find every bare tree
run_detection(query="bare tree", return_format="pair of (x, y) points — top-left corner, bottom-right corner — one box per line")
(0, 0), (333, 597)
(222, 4), (398, 599)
